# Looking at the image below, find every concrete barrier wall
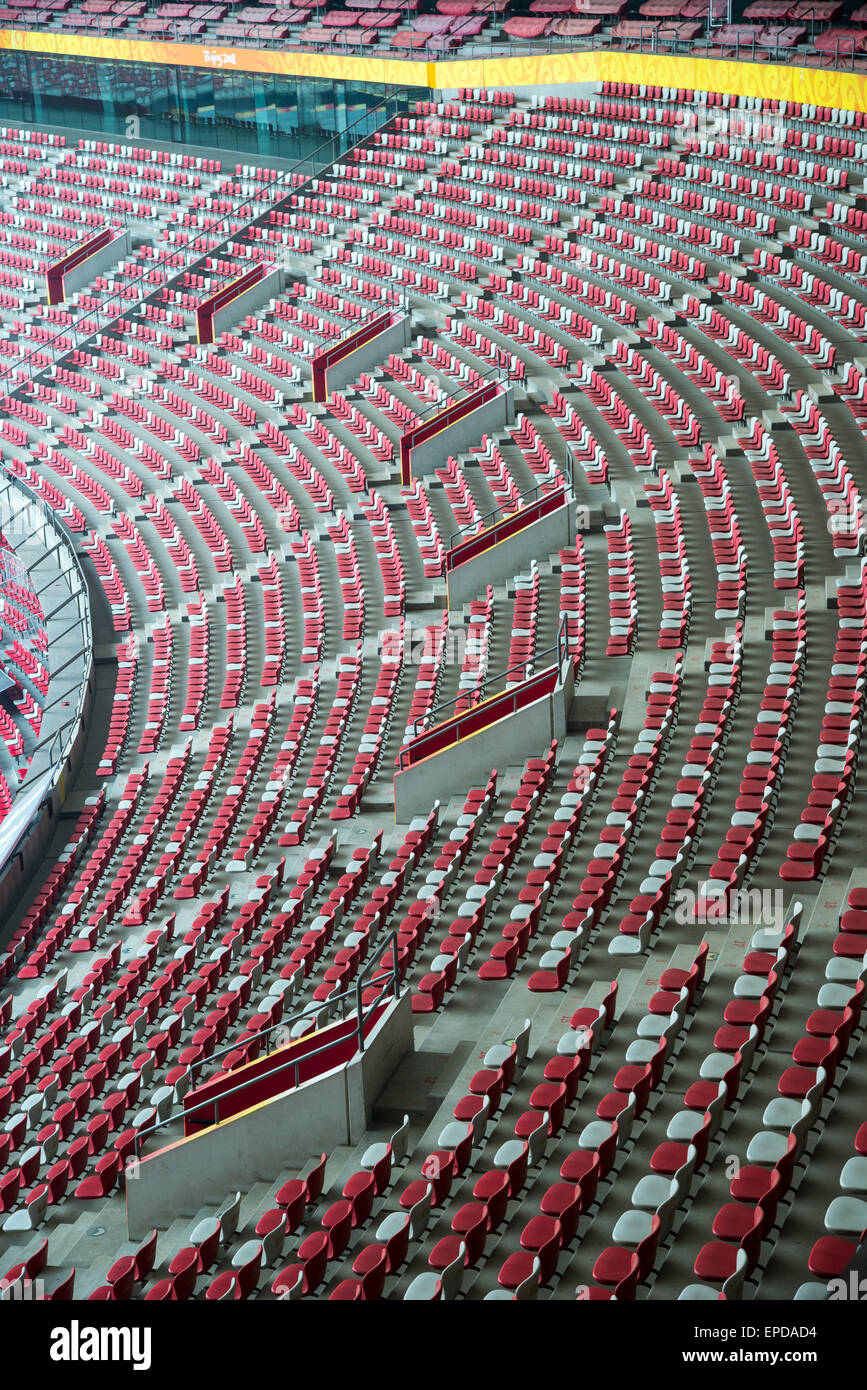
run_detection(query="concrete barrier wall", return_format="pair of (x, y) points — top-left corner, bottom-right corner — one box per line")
(348, 987), (415, 1134)
(62, 228), (131, 300)
(446, 496), (580, 609)
(393, 662), (574, 820)
(326, 315), (411, 397)
(212, 265), (284, 342)
(410, 385), (514, 481)
(125, 989), (414, 1239)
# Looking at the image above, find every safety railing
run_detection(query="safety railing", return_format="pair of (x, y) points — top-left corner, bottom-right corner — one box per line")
(410, 357), (511, 430)
(0, 0), (860, 67)
(131, 932), (403, 1158)
(407, 613), (569, 744)
(447, 452), (575, 552)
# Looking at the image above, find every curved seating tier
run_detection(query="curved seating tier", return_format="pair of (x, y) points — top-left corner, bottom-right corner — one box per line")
(1, 85), (867, 1305)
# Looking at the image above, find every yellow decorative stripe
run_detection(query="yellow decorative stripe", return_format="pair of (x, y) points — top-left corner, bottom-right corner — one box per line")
(2, 30), (867, 112)
(0, 28), (429, 84)
(491, 51), (867, 111)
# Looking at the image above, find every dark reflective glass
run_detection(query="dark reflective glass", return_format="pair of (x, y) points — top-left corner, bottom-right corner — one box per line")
(0, 51), (422, 162)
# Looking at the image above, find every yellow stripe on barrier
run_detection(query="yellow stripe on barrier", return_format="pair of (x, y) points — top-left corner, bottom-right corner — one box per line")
(2, 29), (867, 113)
(0, 28), (430, 84)
(433, 50), (867, 112)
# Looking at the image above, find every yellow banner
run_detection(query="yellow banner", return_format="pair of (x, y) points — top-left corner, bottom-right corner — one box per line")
(0, 28), (432, 86)
(435, 50), (867, 111)
(2, 28), (867, 113)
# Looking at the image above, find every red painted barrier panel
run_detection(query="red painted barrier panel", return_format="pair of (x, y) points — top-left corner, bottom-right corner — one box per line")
(399, 380), (501, 486)
(182, 998), (391, 1133)
(311, 308), (398, 403)
(45, 226), (119, 305)
(196, 262), (271, 344)
(445, 486), (568, 573)
(397, 663), (560, 771)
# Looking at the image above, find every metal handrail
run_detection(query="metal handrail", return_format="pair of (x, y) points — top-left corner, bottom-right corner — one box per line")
(409, 613), (569, 741)
(131, 931), (402, 1158)
(189, 925), (400, 1083)
(447, 478), (563, 551)
(805, 7), (818, 44)
(448, 451), (575, 550)
(407, 357), (509, 429)
(354, 932), (401, 1053)
(318, 293), (408, 359)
